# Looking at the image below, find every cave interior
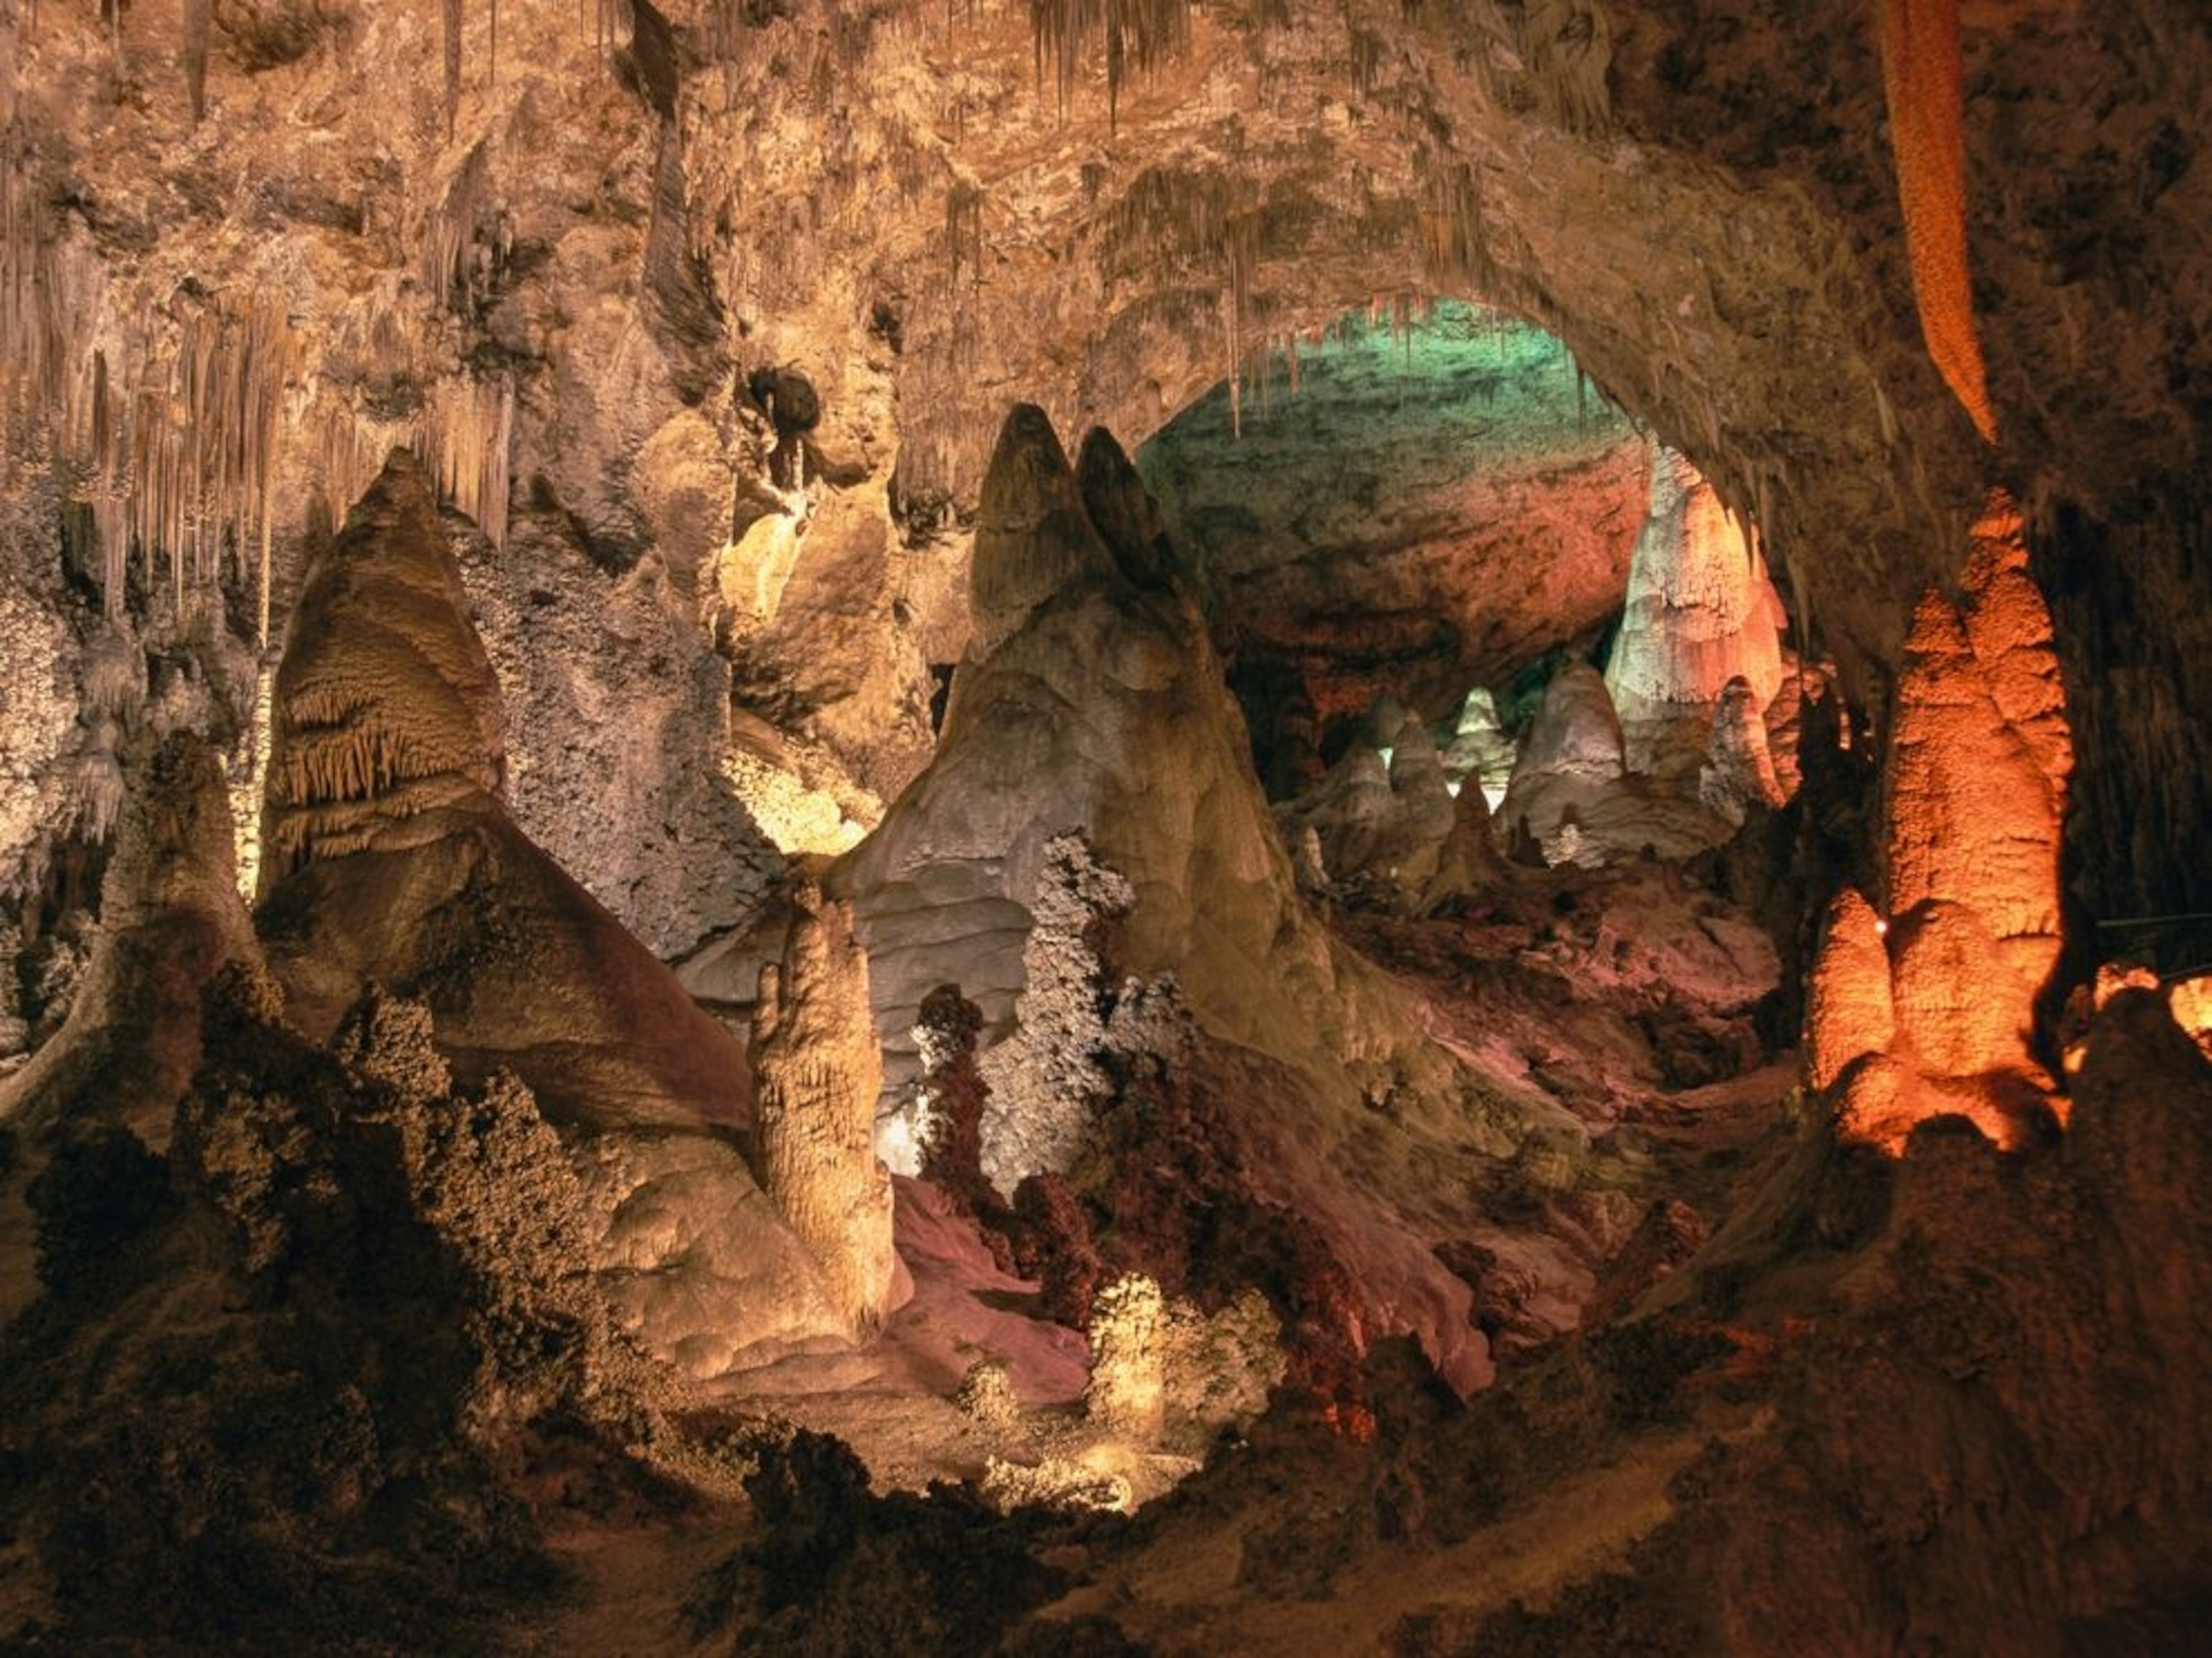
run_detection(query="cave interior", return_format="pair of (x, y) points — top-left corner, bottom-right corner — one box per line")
(1, 0), (2211, 1650)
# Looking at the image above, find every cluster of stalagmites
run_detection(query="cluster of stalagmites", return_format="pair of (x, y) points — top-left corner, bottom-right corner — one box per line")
(1277, 447), (1799, 900)
(1807, 490), (2073, 1150)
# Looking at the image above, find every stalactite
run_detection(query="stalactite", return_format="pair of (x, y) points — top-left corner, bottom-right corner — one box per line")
(184, 0), (210, 123)
(426, 142), (495, 316)
(417, 374), (513, 550)
(1877, 0), (1995, 443)
(444, 0), (463, 140)
(1030, 0), (1191, 129)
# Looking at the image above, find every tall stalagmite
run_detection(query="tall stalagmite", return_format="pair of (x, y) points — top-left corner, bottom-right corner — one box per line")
(1810, 490), (2071, 1150)
(751, 877), (901, 1337)
(256, 451), (853, 1376)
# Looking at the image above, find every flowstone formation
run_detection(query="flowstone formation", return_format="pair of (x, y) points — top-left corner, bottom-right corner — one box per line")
(1807, 491), (2072, 1151)
(254, 451), (853, 1376)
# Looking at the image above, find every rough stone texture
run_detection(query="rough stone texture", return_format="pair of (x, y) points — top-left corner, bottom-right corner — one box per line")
(1276, 703), (1459, 909)
(1084, 1273), (1168, 1440)
(1497, 661), (1739, 868)
(750, 878), (901, 1338)
(255, 452), (849, 1377)
(1698, 676), (1786, 826)
(1805, 887), (1894, 1093)
(1604, 446), (1787, 778)
(1083, 1272), (1285, 1453)
(0, 513), (84, 899)
(1810, 496), (2073, 1152)
(459, 496), (784, 958)
(0, 734), (255, 1150)
(0, 0), (2206, 949)
(973, 834), (1132, 1193)
(839, 405), (1494, 1393)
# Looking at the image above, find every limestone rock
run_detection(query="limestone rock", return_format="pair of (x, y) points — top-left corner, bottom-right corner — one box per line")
(838, 405), (1490, 1394)
(969, 405), (1122, 658)
(751, 878), (902, 1337)
(1440, 686), (1516, 805)
(974, 833), (1133, 1191)
(256, 453), (848, 1377)
(0, 733), (256, 1148)
(1276, 704), (1458, 910)
(1082, 1272), (1284, 1453)
(1699, 676), (1787, 826)
(1498, 662), (1627, 866)
(1084, 1272), (1167, 1440)
(1812, 493), (2073, 1153)
(1805, 887), (1894, 1093)
(1604, 447), (1788, 778)
(260, 451), (504, 883)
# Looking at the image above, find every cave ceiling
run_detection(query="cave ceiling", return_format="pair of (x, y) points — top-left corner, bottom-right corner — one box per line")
(0, 0), (2206, 918)
(12, 0), (2205, 658)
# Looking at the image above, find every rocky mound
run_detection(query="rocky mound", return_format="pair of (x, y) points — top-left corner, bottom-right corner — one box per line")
(253, 451), (851, 1376)
(837, 405), (1682, 1397)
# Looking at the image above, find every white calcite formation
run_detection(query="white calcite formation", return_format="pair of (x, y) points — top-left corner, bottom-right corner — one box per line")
(1605, 447), (1789, 779)
(1497, 662), (1629, 866)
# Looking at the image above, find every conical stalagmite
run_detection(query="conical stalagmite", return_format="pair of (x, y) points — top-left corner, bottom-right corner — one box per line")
(256, 452), (855, 1376)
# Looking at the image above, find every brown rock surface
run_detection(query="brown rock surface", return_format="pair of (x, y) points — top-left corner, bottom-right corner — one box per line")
(1811, 493), (2072, 1152)
(256, 452), (849, 1376)
(750, 878), (902, 1338)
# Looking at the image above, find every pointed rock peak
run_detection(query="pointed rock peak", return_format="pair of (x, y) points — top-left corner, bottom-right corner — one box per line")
(1076, 424), (1176, 591)
(1902, 585), (1973, 665)
(1521, 663), (1626, 780)
(265, 450), (505, 884)
(970, 403), (1119, 655)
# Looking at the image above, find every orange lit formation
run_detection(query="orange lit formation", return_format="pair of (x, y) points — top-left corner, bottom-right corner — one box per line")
(1879, 0), (1997, 443)
(1809, 489), (2069, 1150)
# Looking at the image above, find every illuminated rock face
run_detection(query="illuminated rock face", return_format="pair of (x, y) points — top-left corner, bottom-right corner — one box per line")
(750, 879), (902, 1338)
(1604, 447), (1789, 779)
(840, 405), (1493, 1394)
(1811, 492), (2072, 1152)
(256, 452), (850, 1377)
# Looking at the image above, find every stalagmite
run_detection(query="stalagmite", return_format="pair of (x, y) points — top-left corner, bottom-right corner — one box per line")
(750, 877), (900, 1338)
(1809, 490), (2072, 1152)
(1605, 446), (1788, 778)
(1699, 676), (1786, 825)
(1806, 887), (1894, 1093)
(1084, 1272), (1166, 1438)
